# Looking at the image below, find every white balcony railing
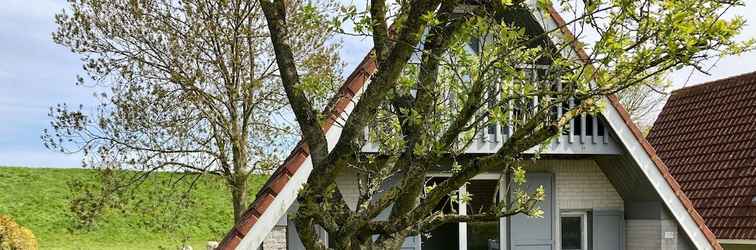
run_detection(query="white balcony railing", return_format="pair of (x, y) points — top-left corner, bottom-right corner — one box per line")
(362, 66), (622, 155)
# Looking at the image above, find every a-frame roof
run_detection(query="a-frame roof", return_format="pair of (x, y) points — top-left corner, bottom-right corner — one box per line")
(217, 5), (722, 250)
(648, 71), (756, 240)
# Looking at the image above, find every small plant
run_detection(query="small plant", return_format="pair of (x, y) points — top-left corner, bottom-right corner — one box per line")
(0, 214), (38, 250)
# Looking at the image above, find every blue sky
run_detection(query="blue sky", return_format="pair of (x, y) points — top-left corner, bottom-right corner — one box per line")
(0, 1), (753, 168)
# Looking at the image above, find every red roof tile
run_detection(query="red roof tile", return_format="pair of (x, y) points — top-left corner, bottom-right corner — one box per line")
(648, 71), (756, 240)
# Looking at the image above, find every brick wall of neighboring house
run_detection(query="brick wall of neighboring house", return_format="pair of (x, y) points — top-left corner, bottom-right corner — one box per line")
(261, 225), (287, 250)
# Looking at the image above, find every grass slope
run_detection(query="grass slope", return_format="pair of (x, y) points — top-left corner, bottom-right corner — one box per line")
(0, 166), (267, 250)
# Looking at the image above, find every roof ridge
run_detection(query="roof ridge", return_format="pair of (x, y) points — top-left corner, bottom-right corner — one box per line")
(672, 70), (756, 95)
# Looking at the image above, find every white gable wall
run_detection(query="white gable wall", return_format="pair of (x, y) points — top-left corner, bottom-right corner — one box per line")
(525, 159), (624, 210)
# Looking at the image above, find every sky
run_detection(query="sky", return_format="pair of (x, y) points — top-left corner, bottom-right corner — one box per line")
(0, 1), (754, 168)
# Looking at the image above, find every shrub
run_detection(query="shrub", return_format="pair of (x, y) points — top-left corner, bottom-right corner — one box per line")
(0, 214), (38, 250)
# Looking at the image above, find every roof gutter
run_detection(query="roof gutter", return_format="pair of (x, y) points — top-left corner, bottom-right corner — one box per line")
(719, 239), (756, 245)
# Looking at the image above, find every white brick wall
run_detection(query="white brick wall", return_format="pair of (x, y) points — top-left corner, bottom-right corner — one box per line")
(335, 167), (361, 210)
(626, 220), (661, 250)
(261, 225), (287, 250)
(338, 159), (624, 211)
(527, 159), (624, 210)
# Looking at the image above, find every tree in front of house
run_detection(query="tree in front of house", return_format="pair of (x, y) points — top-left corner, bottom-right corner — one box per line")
(44, 0), (342, 223)
(259, 0), (752, 249)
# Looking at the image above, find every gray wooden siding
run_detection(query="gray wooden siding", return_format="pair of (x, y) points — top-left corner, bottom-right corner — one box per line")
(510, 173), (554, 250)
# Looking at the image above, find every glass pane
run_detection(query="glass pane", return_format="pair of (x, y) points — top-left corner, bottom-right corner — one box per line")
(467, 180), (500, 250)
(423, 177), (459, 249)
(469, 38), (480, 53)
(561, 216), (582, 250)
(424, 223), (458, 249)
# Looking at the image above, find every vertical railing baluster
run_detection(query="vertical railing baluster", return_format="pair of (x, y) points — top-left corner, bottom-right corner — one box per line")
(592, 116), (598, 144)
(364, 126), (370, 149)
(580, 114), (586, 144)
(568, 97), (575, 144)
(532, 68), (539, 117)
(507, 84), (513, 139)
(556, 81), (562, 143)
(494, 82), (501, 143)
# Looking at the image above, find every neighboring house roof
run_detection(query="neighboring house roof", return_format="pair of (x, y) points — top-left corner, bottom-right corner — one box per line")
(217, 5), (721, 250)
(648, 71), (756, 240)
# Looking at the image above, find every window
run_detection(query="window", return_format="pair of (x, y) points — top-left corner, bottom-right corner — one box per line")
(468, 37), (481, 54)
(560, 212), (588, 250)
(423, 177), (459, 250)
(466, 180), (500, 250)
(422, 177), (502, 250)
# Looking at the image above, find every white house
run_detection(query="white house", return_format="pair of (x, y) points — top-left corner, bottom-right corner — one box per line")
(216, 2), (722, 250)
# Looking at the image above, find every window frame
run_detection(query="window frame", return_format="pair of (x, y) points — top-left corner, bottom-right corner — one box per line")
(559, 211), (589, 250)
(425, 173), (506, 250)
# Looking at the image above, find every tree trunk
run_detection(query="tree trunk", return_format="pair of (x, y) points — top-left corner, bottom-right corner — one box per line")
(231, 178), (248, 223)
(229, 136), (250, 223)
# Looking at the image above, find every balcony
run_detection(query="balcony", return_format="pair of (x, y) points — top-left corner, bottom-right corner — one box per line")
(361, 66), (622, 155)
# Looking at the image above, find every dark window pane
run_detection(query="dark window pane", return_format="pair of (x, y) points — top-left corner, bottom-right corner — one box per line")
(469, 38), (480, 54)
(597, 118), (605, 136)
(467, 180), (500, 250)
(586, 115), (594, 136)
(427, 177), (456, 213)
(502, 125), (510, 136)
(424, 223), (458, 250)
(561, 216), (582, 250)
(468, 221), (499, 250)
(572, 116), (582, 136)
(424, 177), (459, 249)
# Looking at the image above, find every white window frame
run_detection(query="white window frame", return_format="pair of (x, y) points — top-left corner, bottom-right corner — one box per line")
(427, 173), (505, 250)
(559, 211), (588, 250)
(458, 174), (505, 250)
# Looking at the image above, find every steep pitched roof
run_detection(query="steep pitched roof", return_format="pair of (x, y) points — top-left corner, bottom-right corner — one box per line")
(217, 6), (722, 250)
(216, 55), (377, 249)
(648, 71), (756, 240)
(545, 7), (719, 249)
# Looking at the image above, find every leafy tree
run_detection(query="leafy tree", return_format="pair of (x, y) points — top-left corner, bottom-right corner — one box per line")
(44, 0), (342, 223)
(259, 0), (752, 249)
(616, 80), (670, 132)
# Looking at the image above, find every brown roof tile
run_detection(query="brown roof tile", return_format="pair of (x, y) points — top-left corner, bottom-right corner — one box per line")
(648, 71), (756, 240)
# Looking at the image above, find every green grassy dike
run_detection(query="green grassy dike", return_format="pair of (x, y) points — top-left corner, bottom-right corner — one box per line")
(0, 166), (267, 250)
